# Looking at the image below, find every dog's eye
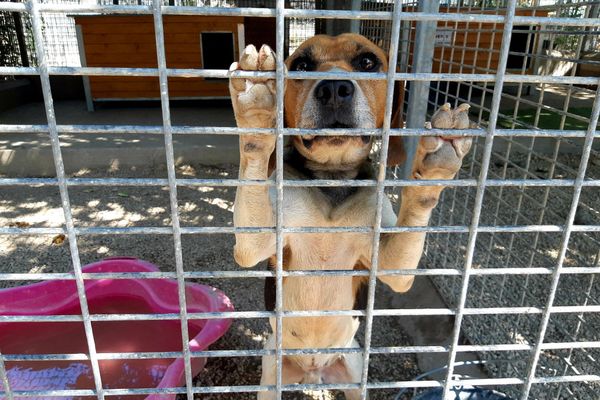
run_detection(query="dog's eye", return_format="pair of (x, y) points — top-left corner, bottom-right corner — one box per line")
(296, 62), (309, 71)
(355, 53), (379, 72)
(291, 57), (315, 72)
(291, 330), (299, 337)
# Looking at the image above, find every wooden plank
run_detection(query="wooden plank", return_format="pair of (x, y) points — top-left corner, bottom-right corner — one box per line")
(82, 33), (156, 44)
(163, 33), (203, 43)
(163, 22), (241, 33)
(75, 15), (154, 25)
(85, 43), (158, 54)
(81, 23), (155, 34)
(75, 15), (243, 25)
(86, 51), (205, 63)
(164, 15), (243, 24)
(84, 31), (236, 44)
(168, 79), (227, 88)
(92, 87), (229, 98)
(85, 54), (158, 65)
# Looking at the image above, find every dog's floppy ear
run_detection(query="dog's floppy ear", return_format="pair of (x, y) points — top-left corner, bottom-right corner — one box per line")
(267, 151), (276, 177)
(387, 80), (406, 167)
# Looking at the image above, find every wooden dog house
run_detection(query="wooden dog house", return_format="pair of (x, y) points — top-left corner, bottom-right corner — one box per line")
(74, 7), (546, 109)
(74, 14), (275, 109)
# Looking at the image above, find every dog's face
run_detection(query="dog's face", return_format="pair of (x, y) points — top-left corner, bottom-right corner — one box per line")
(284, 34), (390, 166)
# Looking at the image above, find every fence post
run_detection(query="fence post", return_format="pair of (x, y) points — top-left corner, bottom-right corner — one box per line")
(403, 0), (441, 179)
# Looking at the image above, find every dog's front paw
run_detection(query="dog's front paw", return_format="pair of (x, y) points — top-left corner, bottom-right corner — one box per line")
(230, 44), (277, 128)
(413, 103), (473, 180)
(230, 44), (278, 159)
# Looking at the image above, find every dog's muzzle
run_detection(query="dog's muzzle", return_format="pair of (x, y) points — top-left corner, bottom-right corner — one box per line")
(314, 79), (356, 129)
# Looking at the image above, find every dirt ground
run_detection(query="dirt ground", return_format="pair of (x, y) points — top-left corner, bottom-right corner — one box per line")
(426, 148), (600, 400)
(2, 143), (599, 399)
(0, 162), (420, 400)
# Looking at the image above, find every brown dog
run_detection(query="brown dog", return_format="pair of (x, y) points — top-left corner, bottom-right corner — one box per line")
(229, 34), (472, 399)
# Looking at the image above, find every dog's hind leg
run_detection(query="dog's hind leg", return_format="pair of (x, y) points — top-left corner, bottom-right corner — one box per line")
(322, 339), (366, 400)
(258, 335), (304, 400)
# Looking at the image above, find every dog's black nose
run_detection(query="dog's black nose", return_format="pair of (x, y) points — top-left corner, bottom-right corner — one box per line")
(315, 80), (355, 106)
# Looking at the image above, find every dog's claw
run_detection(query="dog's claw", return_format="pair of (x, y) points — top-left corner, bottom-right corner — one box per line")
(430, 102), (453, 129)
(259, 44), (276, 70)
(230, 44), (278, 155)
(239, 44), (259, 70)
(452, 103), (471, 130)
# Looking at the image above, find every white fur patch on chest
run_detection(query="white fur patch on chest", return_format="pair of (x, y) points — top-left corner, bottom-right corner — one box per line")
(272, 185), (379, 270)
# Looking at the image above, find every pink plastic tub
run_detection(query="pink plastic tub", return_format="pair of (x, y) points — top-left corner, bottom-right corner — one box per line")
(0, 257), (233, 400)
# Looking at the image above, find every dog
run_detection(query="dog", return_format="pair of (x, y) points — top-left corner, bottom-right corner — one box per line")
(228, 33), (473, 399)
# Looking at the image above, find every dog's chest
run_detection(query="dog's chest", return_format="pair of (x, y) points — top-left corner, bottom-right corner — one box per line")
(279, 186), (377, 269)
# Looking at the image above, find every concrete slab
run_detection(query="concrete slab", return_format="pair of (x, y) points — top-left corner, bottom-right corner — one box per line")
(391, 276), (488, 381)
(0, 132), (240, 176)
(2, 81), (597, 176)
(0, 100), (240, 176)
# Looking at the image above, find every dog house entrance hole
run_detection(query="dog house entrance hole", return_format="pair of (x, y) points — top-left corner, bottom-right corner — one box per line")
(201, 32), (235, 80)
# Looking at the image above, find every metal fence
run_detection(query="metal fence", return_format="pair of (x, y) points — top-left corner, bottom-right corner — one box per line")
(0, 3), (35, 73)
(419, 1), (600, 399)
(0, 0), (318, 71)
(0, 0), (599, 399)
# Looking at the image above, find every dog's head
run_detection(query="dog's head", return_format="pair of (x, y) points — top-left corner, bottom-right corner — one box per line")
(283, 33), (405, 168)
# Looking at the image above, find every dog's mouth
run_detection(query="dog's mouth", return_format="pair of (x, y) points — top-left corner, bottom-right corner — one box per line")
(301, 122), (371, 149)
(327, 122), (353, 129)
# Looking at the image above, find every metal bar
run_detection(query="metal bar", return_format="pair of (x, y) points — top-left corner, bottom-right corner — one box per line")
(1, 374), (600, 398)
(0, 352), (13, 400)
(3, 304), (600, 324)
(4, 340), (600, 363)
(442, 1), (518, 398)
(555, 268), (597, 400)
(1, 2), (600, 27)
(3, 64), (600, 85)
(1, 265), (599, 282)
(274, 1), (286, 398)
(11, 6), (29, 68)
(403, 0), (441, 179)
(3, 224), (600, 236)
(3, 123), (600, 139)
(150, 1), (194, 399)
(519, 86), (600, 400)
(25, 2), (105, 399)
(360, 1), (403, 398)
(3, 176), (600, 188)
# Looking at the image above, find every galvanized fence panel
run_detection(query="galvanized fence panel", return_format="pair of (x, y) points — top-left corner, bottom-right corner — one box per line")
(0, 0), (599, 399)
(420, 1), (600, 399)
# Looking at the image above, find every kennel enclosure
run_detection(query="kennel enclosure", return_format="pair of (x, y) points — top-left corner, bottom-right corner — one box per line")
(0, 0), (599, 399)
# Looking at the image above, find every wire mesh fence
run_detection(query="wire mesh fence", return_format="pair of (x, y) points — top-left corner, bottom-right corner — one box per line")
(415, 1), (600, 399)
(0, 3), (35, 73)
(0, 0), (599, 399)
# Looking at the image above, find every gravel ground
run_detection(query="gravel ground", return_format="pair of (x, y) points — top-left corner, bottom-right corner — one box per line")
(427, 144), (600, 400)
(2, 143), (599, 399)
(0, 162), (419, 400)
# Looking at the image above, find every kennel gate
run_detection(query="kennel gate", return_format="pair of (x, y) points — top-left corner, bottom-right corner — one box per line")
(0, 0), (599, 399)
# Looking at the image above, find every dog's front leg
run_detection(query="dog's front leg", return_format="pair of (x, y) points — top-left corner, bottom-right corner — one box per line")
(230, 44), (279, 268)
(377, 104), (473, 292)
